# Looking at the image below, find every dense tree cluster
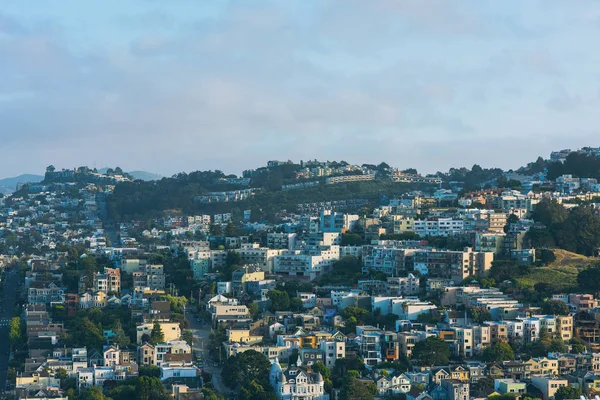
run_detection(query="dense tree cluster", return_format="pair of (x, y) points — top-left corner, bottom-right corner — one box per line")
(412, 337), (450, 366)
(546, 152), (600, 181)
(221, 350), (276, 398)
(526, 199), (600, 256)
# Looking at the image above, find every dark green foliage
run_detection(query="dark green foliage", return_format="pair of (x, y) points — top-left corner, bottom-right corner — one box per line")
(290, 297), (304, 311)
(317, 255), (363, 286)
(578, 264), (600, 292)
(489, 260), (529, 282)
(78, 386), (107, 400)
(554, 386), (582, 400)
(139, 366), (161, 378)
(472, 376), (495, 397)
(222, 350), (272, 391)
(340, 370), (376, 400)
(136, 376), (169, 400)
(527, 200), (600, 256)
(541, 300), (569, 316)
(313, 361), (333, 392)
(267, 289), (290, 311)
(202, 388), (225, 400)
(570, 338), (587, 354)
(240, 380), (278, 400)
(412, 337), (450, 366)
(468, 306), (492, 323)
(536, 249), (556, 265)
(531, 199), (568, 227)
(150, 321), (165, 345)
(482, 342), (515, 363)
(546, 152), (600, 181)
(341, 233), (366, 246)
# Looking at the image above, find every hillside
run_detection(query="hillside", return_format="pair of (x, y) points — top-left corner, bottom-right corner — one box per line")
(128, 170), (162, 181)
(0, 174), (43, 194)
(106, 176), (430, 223)
(517, 249), (598, 291)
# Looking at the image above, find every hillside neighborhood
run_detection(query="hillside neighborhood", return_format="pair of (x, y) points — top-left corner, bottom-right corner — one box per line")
(4, 148), (600, 400)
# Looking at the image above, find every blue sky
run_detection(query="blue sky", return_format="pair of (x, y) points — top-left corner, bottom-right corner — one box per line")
(1, 0), (600, 177)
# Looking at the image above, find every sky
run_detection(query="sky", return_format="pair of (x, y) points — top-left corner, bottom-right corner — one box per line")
(1, 0), (600, 178)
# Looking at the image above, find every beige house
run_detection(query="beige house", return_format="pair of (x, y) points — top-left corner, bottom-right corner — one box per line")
(136, 322), (181, 344)
(531, 376), (568, 400)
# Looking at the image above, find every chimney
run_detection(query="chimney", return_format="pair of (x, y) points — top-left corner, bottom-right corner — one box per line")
(307, 365), (311, 373)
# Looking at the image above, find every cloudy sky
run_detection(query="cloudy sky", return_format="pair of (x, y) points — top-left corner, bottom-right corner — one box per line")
(2, 0), (600, 178)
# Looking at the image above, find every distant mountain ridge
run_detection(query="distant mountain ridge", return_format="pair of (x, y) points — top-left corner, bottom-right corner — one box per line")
(97, 168), (162, 181)
(128, 171), (163, 181)
(0, 174), (44, 194)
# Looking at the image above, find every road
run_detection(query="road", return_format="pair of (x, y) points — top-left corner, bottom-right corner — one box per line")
(96, 192), (119, 246)
(0, 267), (22, 394)
(185, 309), (232, 396)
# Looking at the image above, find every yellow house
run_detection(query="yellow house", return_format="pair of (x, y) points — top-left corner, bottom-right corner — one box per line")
(227, 329), (263, 345)
(450, 365), (470, 382)
(525, 357), (559, 376)
(299, 335), (319, 349)
(557, 315), (574, 341)
(393, 217), (415, 234)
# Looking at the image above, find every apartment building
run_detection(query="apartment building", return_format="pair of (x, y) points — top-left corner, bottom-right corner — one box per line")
(319, 210), (359, 232)
(362, 246), (415, 275)
(413, 218), (464, 237)
(94, 267), (121, 294)
(132, 264), (165, 291)
(273, 250), (338, 281)
(267, 233), (297, 250)
(413, 248), (494, 283)
(238, 243), (284, 273)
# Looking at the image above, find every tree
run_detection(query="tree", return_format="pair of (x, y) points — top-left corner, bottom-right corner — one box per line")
(209, 224), (222, 237)
(150, 321), (164, 345)
(8, 317), (22, 348)
(79, 386), (107, 400)
(570, 337), (586, 354)
(541, 300), (569, 316)
(483, 342), (515, 363)
(222, 350), (272, 391)
(112, 319), (131, 347)
(136, 376), (169, 400)
(578, 264), (600, 292)
(240, 379), (278, 400)
(267, 289), (290, 312)
(554, 386), (582, 400)
(531, 199), (568, 227)
(537, 249), (556, 265)
(340, 370), (376, 400)
(548, 339), (568, 353)
(472, 376), (495, 397)
(313, 361), (333, 393)
(202, 388), (225, 400)
(469, 306), (492, 323)
(412, 337), (450, 366)
(290, 297), (304, 312)
(224, 222), (237, 237)
(139, 366), (161, 378)
(247, 302), (259, 319)
(341, 233), (365, 246)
